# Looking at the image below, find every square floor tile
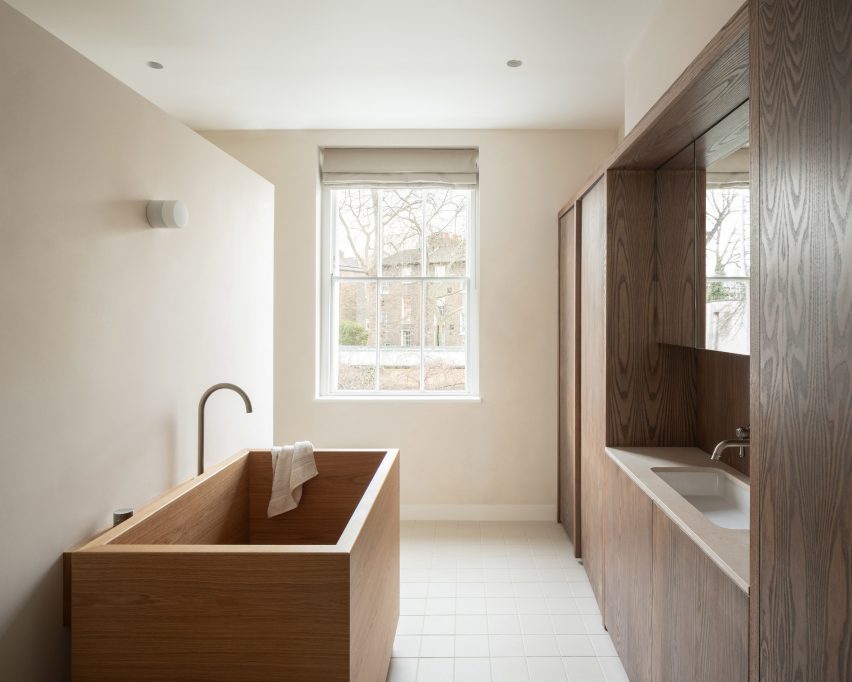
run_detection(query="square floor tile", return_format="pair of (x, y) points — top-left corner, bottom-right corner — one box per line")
(455, 657), (492, 681)
(589, 634), (618, 657)
(526, 657), (568, 682)
(516, 598), (550, 615)
(458, 583), (487, 597)
(401, 583), (429, 599)
(425, 598), (455, 615)
(387, 657), (418, 682)
(562, 657), (606, 682)
(397, 616), (424, 635)
(519, 614), (554, 635)
(422, 615), (455, 635)
(417, 657), (454, 682)
(457, 597), (487, 614)
(456, 614), (489, 635)
(455, 634), (490, 657)
(575, 598), (601, 615)
(551, 615), (587, 635)
(487, 614), (521, 635)
(486, 598), (517, 614)
(555, 634), (595, 657)
(523, 634), (560, 656)
(401, 599), (427, 616)
(491, 657), (529, 682)
(420, 635), (455, 658)
(489, 634), (525, 657)
(392, 635), (421, 658)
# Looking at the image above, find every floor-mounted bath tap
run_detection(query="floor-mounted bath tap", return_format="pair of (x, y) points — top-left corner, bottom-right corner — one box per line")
(711, 425), (750, 461)
(197, 383), (253, 475)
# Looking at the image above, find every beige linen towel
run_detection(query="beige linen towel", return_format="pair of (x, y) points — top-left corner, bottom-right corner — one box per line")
(267, 441), (318, 517)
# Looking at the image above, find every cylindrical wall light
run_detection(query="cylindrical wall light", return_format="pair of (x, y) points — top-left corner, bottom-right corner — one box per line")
(146, 200), (189, 228)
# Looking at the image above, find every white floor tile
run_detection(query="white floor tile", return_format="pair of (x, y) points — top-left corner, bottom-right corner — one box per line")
(489, 634), (525, 657)
(417, 657), (454, 682)
(527, 657), (568, 682)
(562, 657), (606, 682)
(397, 616), (425, 635)
(387, 657), (418, 682)
(491, 657), (530, 682)
(455, 634), (490, 657)
(551, 615), (587, 635)
(401, 599), (427, 616)
(598, 656), (630, 682)
(555, 635), (595, 657)
(423, 615), (455, 635)
(589, 634), (618, 657)
(420, 635), (455, 658)
(519, 614), (554, 635)
(456, 614), (489, 635)
(455, 657), (492, 681)
(523, 634), (560, 657)
(393, 635), (421, 658)
(389, 523), (625, 682)
(487, 614), (521, 635)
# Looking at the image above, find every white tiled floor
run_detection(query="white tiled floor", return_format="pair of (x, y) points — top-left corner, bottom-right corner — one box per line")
(387, 521), (630, 682)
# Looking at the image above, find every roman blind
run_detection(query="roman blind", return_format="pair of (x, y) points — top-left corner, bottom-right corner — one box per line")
(319, 147), (478, 187)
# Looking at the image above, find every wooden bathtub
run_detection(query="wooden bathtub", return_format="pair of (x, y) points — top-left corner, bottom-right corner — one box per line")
(65, 448), (400, 682)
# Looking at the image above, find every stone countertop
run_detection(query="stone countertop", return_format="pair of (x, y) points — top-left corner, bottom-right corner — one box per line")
(605, 446), (749, 594)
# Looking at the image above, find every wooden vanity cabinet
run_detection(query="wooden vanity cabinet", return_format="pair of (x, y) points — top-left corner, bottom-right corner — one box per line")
(604, 460), (653, 682)
(604, 458), (748, 682)
(651, 506), (748, 681)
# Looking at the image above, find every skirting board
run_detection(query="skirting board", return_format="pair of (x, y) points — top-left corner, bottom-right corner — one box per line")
(400, 504), (557, 522)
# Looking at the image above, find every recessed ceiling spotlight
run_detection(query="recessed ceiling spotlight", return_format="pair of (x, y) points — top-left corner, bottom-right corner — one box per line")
(506, 59), (523, 68)
(147, 61), (164, 70)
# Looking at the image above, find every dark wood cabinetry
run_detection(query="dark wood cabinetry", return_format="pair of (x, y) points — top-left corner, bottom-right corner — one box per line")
(604, 461), (653, 682)
(651, 507), (748, 682)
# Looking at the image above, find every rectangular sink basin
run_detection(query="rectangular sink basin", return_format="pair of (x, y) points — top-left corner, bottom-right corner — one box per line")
(652, 467), (749, 529)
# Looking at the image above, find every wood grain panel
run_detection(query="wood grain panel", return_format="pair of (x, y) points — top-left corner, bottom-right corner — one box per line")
(112, 457), (249, 545)
(249, 450), (384, 545)
(579, 178), (607, 609)
(71, 550), (351, 681)
(606, 170), (695, 447)
(695, 349), (750, 475)
(651, 506), (748, 682)
(603, 460), (653, 682)
(558, 206), (581, 551)
(656, 168), (698, 347)
(349, 455), (399, 682)
(753, 0), (852, 679)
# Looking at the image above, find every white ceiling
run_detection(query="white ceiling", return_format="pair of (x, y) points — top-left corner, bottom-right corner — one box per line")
(8, 0), (661, 131)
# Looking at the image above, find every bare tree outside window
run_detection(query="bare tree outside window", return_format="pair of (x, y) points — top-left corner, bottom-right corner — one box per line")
(329, 187), (472, 393)
(705, 184), (750, 353)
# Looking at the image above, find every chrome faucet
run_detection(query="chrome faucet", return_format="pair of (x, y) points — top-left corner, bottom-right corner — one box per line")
(197, 383), (253, 475)
(711, 425), (750, 461)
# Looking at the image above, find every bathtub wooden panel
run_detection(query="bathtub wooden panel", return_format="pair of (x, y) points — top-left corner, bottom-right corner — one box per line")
(112, 456), (249, 545)
(349, 453), (399, 682)
(70, 551), (350, 681)
(248, 450), (385, 545)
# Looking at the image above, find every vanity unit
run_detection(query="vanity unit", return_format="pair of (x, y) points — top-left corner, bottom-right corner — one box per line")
(604, 448), (748, 682)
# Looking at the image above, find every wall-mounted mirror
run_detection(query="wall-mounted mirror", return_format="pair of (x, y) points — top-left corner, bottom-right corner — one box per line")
(656, 101), (750, 355)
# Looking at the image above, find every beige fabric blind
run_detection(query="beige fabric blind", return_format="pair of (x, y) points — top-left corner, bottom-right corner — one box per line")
(320, 147), (478, 187)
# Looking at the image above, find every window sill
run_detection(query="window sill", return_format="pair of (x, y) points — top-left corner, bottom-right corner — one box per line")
(314, 394), (481, 403)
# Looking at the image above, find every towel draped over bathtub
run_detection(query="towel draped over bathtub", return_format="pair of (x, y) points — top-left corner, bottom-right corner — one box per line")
(267, 441), (318, 517)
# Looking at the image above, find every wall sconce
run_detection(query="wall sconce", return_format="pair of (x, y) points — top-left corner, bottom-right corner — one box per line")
(146, 200), (189, 228)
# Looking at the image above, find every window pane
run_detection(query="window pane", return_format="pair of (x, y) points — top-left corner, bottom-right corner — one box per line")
(705, 185), (750, 353)
(425, 189), (468, 276)
(335, 188), (378, 276)
(335, 280), (377, 390)
(381, 189), (423, 276)
(424, 280), (467, 391)
(379, 280), (421, 390)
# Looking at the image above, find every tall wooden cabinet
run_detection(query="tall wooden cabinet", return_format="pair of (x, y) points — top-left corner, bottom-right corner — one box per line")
(751, 0), (852, 678)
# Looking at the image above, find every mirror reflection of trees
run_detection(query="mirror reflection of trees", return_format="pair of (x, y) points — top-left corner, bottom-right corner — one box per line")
(705, 184), (750, 353)
(332, 187), (470, 391)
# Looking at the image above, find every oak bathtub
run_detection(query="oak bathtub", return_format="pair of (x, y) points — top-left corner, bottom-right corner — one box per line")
(65, 448), (400, 682)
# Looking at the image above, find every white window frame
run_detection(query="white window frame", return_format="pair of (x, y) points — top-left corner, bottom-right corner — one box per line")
(318, 185), (480, 399)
